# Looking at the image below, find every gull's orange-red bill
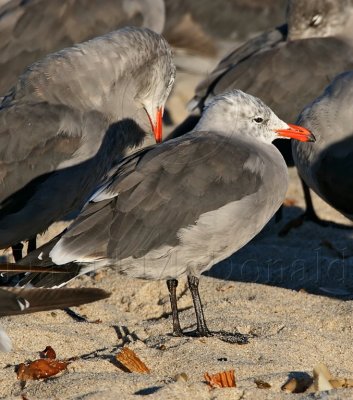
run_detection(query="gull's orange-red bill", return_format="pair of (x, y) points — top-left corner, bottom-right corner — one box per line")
(276, 123), (315, 142)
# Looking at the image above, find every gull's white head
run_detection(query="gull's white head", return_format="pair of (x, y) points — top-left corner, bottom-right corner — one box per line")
(194, 90), (315, 144)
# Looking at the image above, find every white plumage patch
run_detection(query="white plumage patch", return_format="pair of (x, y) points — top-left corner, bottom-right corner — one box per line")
(17, 298), (30, 311)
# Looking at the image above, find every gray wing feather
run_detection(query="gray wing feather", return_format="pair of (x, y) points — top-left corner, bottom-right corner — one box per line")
(0, 103), (82, 203)
(198, 37), (353, 122)
(55, 133), (264, 262)
(193, 25), (287, 108)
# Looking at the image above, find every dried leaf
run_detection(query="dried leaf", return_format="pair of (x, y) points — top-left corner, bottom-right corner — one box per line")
(281, 377), (312, 393)
(283, 198), (297, 207)
(174, 373), (188, 382)
(330, 378), (353, 389)
(115, 347), (150, 373)
(204, 370), (236, 388)
(17, 359), (70, 381)
(281, 378), (297, 393)
(254, 379), (271, 389)
(216, 284), (235, 292)
(40, 346), (56, 359)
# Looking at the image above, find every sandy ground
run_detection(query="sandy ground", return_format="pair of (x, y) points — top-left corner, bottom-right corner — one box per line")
(1, 168), (353, 399)
(1, 48), (353, 399)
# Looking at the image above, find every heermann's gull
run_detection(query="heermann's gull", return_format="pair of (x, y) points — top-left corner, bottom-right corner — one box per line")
(0, 27), (175, 260)
(9, 90), (314, 340)
(292, 71), (353, 223)
(169, 0), (353, 171)
(0, 0), (166, 95)
(0, 287), (110, 351)
(162, 0), (286, 60)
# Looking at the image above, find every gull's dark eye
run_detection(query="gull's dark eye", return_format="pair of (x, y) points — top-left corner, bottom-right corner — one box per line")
(253, 117), (263, 123)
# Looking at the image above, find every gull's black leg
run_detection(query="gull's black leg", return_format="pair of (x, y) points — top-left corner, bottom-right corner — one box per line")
(11, 236), (36, 262)
(27, 236), (37, 254)
(12, 242), (23, 262)
(187, 275), (210, 336)
(187, 275), (248, 344)
(279, 177), (352, 236)
(166, 279), (183, 336)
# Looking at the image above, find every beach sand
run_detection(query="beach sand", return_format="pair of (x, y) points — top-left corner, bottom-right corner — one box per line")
(1, 167), (353, 399)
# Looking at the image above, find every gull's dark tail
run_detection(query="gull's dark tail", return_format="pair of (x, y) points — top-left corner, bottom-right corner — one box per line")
(0, 287), (110, 317)
(0, 233), (85, 288)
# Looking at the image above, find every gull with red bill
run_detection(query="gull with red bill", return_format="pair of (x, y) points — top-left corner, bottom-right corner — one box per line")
(0, 27), (175, 261)
(12, 90), (314, 342)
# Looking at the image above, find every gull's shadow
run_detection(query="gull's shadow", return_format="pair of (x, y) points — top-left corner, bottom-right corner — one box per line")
(206, 204), (353, 300)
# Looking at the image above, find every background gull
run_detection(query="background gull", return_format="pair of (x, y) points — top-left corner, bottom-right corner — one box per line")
(0, 27), (175, 260)
(168, 0), (353, 208)
(0, 0), (287, 97)
(292, 71), (353, 224)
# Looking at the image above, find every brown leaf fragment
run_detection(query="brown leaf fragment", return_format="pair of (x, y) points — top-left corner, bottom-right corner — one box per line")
(254, 379), (271, 389)
(17, 359), (70, 381)
(281, 376), (313, 393)
(174, 372), (188, 382)
(204, 370), (236, 388)
(40, 346), (56, 359)
(216, 284), (235, 292)
(281, 378), (297, 393)
(115, 347), (150, 374)
(330, 378), (353, 389)
(283, 198), (297, 207)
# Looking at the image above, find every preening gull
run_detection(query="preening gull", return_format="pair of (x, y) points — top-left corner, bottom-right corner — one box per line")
(0, 27), (175, 260)
(0, 0), (166, 95)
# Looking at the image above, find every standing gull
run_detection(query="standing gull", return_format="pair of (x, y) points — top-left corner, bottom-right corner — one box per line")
(12, 90), (314, 340)
(292, 71), (353, 223)
(0, 0), (166, 95)
(0, 27), (175, 260)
